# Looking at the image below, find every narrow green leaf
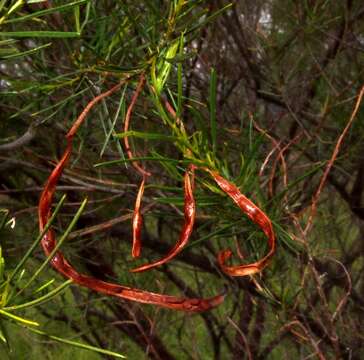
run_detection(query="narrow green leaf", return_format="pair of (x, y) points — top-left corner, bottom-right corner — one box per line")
(3, 1), (89, 24)
(74, 3), (81, 33)
(26, 326), (126, 358)
(177, 33), (184, 118)
(0, 48), (17, 56)
(0, 0), (23, 24)
(156, 195), (220, 207)
(0, 39), (17, 46)
(270, 164), (323, 204)
(0, 42), (51, 60)
(186, 3), (233, 35)
(154, 40), (179, 94)
(188, 105), (208, 149)
(30, 87), (89, 117)
(24, 0), (48, 3)
(94, 156), (180, 168)
(80, 1), (91, 32)
(100, 84), (127, 158)
(114, 130), (177, 142)
(0, 320), (8, 344)
(18, 197), (87, 294)
(0, 247), (5, 283)
(7, 195), (67, 285)
(0, 31), (80, 38)
(272, 221), (302, 254)
(95, 64), (146, 73)
(34, 278), (55, 294)
(0, 309), (39, 327)
(186, 220), (242, 249)
(0, 0), (7, 13)
(4, 280), (72, 311)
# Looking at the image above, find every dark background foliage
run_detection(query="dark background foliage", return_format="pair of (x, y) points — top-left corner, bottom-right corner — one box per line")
(0, 0), (363, 359)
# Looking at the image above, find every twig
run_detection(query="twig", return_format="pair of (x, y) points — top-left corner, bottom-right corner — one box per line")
(304, 85), (364, 234)
(227, 316), (253, 360)
(0, 124), (36, 152)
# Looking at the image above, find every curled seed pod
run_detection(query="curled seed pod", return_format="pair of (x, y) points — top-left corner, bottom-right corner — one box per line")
(123, 73), (150, 258)
(38, 82), (224, 312)
(205, 168), (276, 277)
(130, 165), (196, 273)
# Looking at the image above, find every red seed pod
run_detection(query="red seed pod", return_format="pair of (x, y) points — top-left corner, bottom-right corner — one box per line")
(130, 165), (276, 277)
(132, 176), (146, 258)
(38, 82), (224, 312)
(130, 165), (196, 273)
(205, 168), (276, 277)
(123, 73), (151, 258)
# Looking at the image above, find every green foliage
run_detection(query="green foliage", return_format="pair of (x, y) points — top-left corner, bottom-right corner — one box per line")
(1, 0), (364, 359)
